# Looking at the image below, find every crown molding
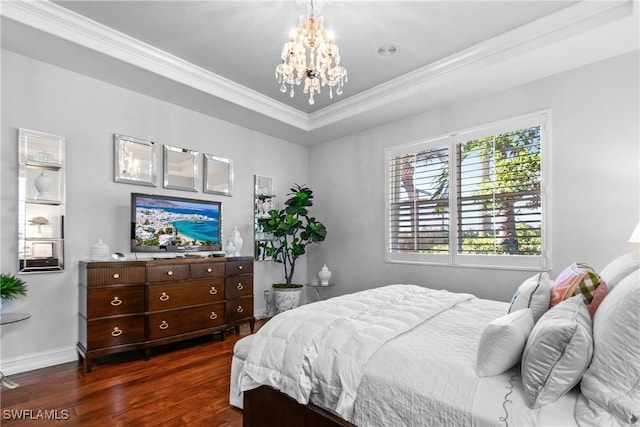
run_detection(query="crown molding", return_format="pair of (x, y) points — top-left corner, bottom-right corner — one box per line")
(308, 1), (635, 130)
(1, 1), (634, 136)
(0, 0), (310, 131)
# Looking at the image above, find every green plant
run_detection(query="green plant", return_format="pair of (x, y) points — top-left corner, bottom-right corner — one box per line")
(258, 184), (327, 287)
(0, 273), (27, 300)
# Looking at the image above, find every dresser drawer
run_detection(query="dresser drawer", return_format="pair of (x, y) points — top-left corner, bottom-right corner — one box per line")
(226, 296), (254, 323)
(190, 262), (225, 279)
(225, 260), (253, 275)
(87, 267), (146, 287)
(147, 303), (225, 340)
(147, 264), (189, 282)
(225, 275), (253, 298)
(148, 279), (225, 311)
(87, 286), (145, 318)
(86, 315), (145, 350)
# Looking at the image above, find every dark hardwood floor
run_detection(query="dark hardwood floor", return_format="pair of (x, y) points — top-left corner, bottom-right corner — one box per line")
(1, 321), (264, 426)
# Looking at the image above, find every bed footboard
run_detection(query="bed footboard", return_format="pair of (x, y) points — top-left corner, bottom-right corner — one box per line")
(243, 385), (356, 427)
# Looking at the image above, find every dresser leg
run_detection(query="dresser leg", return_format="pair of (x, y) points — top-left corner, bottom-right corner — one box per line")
(250, 318), (255, 332)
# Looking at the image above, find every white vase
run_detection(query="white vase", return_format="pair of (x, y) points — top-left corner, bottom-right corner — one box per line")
(225, 243), (236, 257)
(91, 238), (110, 261)
(274, 287), (302, 313)
(318, 264), (332, 285)
(34, 171), (53, 200)
(229, 226), (243, 257)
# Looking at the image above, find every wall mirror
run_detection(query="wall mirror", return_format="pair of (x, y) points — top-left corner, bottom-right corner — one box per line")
(203, 154), (233, 196)
(164, 145), (198, 191)
(114, 134), (157, 186)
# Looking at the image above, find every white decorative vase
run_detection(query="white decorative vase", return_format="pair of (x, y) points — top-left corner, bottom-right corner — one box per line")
(274, 287), (302, 313)
(318, 264), (332, 285)
(261, 199), (270, 215)
(225, 243), (236, 257)
(91, 238), (110, 261)
(229, 227), (243, 257)
(34, 171), (53, 200)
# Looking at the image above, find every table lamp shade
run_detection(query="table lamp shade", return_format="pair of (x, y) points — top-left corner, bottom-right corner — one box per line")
(629, 221), (640, 243)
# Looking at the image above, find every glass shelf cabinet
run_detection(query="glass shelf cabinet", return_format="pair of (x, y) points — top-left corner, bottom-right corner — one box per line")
(254, 175), (275, 261)
(18, 128), (65, 273)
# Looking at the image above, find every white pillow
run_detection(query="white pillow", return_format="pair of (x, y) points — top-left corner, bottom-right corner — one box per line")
(598, 252), (640, 291)
(508, 272), (552, 322)
(580, 271), (640, 424)
(476, 309), (534, 377)
(521, 295), (593, 408)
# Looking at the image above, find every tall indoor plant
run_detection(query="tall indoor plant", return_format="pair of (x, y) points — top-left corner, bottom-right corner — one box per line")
(258, 184), (327, 312)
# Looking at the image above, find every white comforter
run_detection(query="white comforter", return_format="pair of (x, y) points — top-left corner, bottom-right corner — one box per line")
(240, 284), (474, 419)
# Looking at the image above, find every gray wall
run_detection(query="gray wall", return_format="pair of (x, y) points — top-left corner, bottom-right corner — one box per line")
(0, 50), (308, 373)
(307, 51), (640, 302)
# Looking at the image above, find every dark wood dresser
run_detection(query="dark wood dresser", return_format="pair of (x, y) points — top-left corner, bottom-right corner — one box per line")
(78, 256), (254, 372)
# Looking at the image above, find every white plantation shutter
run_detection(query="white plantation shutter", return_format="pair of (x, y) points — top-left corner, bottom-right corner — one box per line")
(385, 112), (548, 269)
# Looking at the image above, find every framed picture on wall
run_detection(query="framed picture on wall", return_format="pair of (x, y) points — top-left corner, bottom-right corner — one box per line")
(203, 153), (233, 196)
(164, 145), (198, 191)
(113, 134), (157, 186)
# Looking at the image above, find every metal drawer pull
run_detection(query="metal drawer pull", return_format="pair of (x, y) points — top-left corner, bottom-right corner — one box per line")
(159, 292), (170, 302)
(238, 265), (243, 270)
(110, 297), (122, 306)
(236, 283), (244, 290)
(159, 321), (169, 330)
(210, 312), (218, 320)
(209, 287), (218, 295)
(207, 268), (212, 273)
(113, 273), (120, 279)
(111, 327), (123, 337)
(167, 270), (173, 276)
(236, 306), (244, 313)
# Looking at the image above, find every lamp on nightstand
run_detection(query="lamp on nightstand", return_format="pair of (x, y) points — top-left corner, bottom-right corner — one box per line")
(629, 221), (640, 243)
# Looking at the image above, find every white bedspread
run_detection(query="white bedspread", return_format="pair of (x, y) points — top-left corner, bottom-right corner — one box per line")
(240, 284), (474, 419)
(351, 297), (578, 426)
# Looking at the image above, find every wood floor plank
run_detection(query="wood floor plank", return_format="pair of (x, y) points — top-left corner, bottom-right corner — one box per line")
(0, 323), (261, 426)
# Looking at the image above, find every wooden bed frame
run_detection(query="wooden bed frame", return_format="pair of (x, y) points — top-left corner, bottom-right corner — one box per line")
(243, 385), (356, 427)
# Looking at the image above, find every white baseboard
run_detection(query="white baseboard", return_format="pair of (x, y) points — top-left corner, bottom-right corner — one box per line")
(0, 346), (78, 375)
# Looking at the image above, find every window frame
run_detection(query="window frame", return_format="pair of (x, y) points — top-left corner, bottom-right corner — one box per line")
(385, 111), (551, 271)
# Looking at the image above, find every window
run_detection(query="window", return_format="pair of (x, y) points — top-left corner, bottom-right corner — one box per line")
(385, 112), (548, 270)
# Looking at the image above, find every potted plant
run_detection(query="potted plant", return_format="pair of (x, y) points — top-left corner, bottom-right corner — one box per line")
(1, 273), (28, 301)
(258, 184), (327, 313)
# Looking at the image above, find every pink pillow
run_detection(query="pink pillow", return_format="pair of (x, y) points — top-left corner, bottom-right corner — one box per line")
(550, 263), (608, 316)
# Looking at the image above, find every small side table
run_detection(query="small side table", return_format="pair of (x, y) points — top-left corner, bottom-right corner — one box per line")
(0, 312), (31, 389)
(305, 282), (335, 300)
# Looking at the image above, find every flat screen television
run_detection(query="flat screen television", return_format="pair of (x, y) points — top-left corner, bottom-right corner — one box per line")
(131, 192), (222, 253)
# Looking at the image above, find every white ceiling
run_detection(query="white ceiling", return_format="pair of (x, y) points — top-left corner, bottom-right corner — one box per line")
(1, 1), (638, 145)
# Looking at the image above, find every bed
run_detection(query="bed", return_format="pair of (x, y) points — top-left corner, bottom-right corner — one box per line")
(230, 253), (640, 427)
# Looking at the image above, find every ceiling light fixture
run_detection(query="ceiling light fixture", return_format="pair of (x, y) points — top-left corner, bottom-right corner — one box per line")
(275, 0), (348, 105)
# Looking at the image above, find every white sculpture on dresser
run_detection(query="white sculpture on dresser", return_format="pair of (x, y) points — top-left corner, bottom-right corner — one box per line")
(229, 226), (243, 257)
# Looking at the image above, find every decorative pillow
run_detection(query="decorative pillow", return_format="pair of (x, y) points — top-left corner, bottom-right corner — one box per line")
(521, 295), (593, 408)
(580, 272), (640, 424)
(550, 263), (607, 315)
(476, 309), (534, 377)
(599, 252), (640, 291)
(508, 272), (552, 322)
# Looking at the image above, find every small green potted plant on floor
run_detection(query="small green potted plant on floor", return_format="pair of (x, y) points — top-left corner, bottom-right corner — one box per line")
(1, 273), (28, 301)
(258, 184), (327, 313)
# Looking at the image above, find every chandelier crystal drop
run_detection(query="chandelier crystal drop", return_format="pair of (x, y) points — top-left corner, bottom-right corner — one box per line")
(275, 2), (347, 105)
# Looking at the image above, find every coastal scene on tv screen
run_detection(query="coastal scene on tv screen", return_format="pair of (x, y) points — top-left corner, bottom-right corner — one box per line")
(134, 196), (219, 249)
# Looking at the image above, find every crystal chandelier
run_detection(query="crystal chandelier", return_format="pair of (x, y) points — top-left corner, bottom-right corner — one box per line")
(275, 0), (348, 105)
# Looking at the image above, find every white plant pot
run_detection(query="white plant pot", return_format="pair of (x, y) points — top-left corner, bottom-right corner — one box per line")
(274, 287), (302, 313)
